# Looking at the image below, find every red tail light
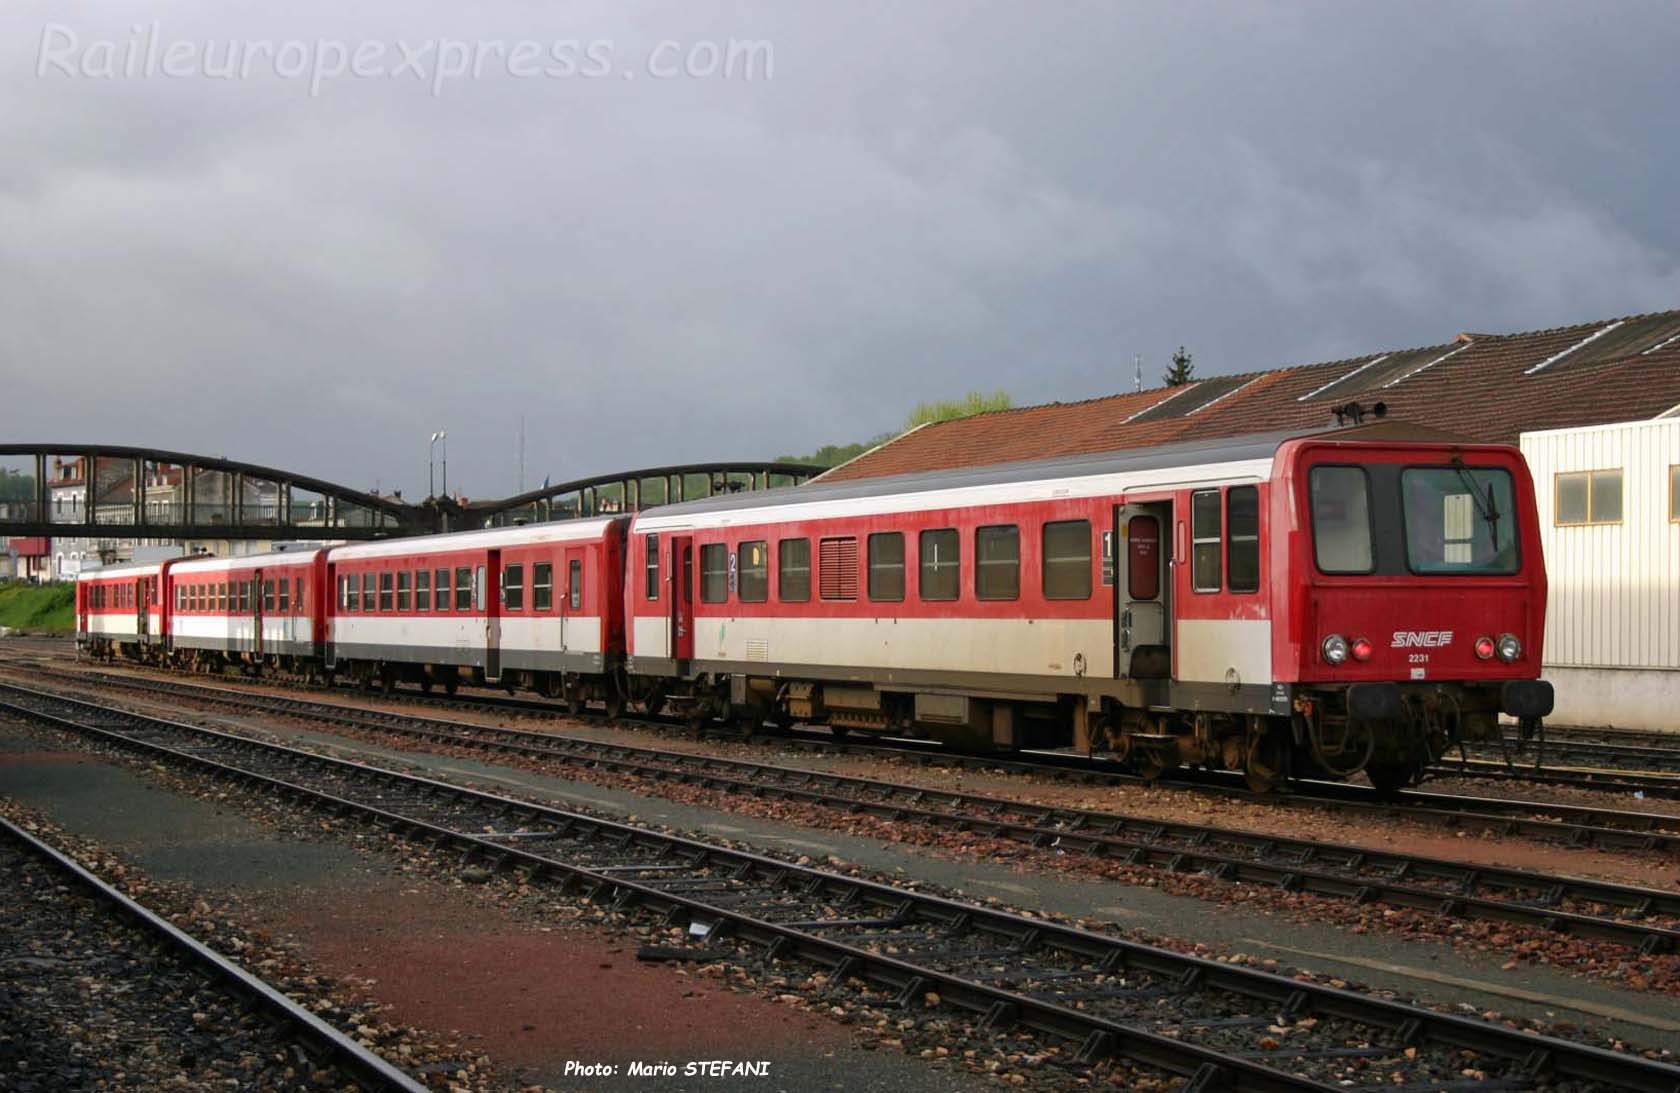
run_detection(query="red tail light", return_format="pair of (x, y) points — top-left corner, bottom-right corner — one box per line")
(1474, 636), (1496, 660)
(1350, 637), (1373, 662)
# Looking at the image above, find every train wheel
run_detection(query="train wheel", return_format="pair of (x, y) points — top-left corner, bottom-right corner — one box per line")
(444, 679), (458, 696)
(604, 692), (627, 720)
(419, 676), (433, 695)
(1364, 762), (1416, 799)
(1244, 730), (1287, 794)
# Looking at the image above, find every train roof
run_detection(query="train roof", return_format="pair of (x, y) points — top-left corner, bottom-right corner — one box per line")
(634, 428), (1301, 530)
(77, 560), (168, 580)
(631, 422), (1483, 531)
(327, 515), (621, 561)
(171, 549), (324, 576)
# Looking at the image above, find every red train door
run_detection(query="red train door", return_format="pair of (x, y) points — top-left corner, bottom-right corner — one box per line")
(483, 550), (501, 681)
(670, 535), (694, 665)
(1115, 505), (1167, 678)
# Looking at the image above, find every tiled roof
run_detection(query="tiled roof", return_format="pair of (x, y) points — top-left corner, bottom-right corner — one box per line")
(821, 308), (1680, 482)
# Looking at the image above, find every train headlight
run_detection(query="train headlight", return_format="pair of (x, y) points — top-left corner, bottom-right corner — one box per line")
(1321, 634), (1349, 665)
(1350, 637), (1373, 662)
(1496, 633), (1522, 663)
(1474, 636), (1496, 660)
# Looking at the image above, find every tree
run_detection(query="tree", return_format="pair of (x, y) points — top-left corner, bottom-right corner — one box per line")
(781, 390), (1014, 468)
(904, 389), (1013, 430)
(1163, 346), (1195, 387)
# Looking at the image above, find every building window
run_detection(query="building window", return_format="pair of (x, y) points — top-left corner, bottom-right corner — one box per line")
(645, 534), (660, 601)
(502, 563), (524, 610)
(415, 569), (431, 612)
(435, 569), (450, 612)
(975, 525), (1019, 601)
(378, 572), (394, 612)
(569, 559), (582, 610)
(700, 543), (728, 603)
(532, 563), (551, 611)
(818, 537), (859, 601)
(919, 529), (959, 601)
(868, 533), (904, 601)
(738, 541), (769, 603)
(1042, 520), (1092, 600)
(1672, 466), (1680, 522)
(1556, 469), (1623, 525)
(397, 571), (412, 611)
(455, 567), (472, 611)
(1227, 486), (1260, 593)
(1190, 490), (1222, 593)
(778, 538), (810, 602)
(1310, 466), (1374, 575)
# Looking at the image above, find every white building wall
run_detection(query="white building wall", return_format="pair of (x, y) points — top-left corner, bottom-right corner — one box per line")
(1520, 417), (1680, 730)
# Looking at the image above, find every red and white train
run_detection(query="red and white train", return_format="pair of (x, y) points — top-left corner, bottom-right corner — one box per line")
(77, 426), (1554, 792)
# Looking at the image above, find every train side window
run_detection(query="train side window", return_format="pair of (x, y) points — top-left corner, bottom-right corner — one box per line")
(295, 578), (304, 613)
(699, 543), (728, 603)
(645, 534), (660, 601)
(436, 569), (450, 612)
(1190, 490), (1222, 593)
(738, 541), (769, 603)
(1227, 486), (1260, 594)
(242, 581), (254, 613)
(531, 564), (550, 611)
(818, 537), (859, 601)
(474, 566), (486, 612)
(455, 567), (472, 611)
(975, 525), (1019, 601)
(778, 538), (811, 602)
(263, 580), (275, 613)
(1042, 520), (1092, 600)
(397, 570), (412, 611)
(569, 560), (582, 610)
(867, 532), (904, 602)
(377, 572), (393, 612)
(338, 576), (350, 611)
(1309, 466), (1375, 574)
(503, 564), (524, 611)
(362, 573), (375, 612)
(220, 583), (229, 611)
(278, 579), (290, 612)
(416, 569), (432, 611)
(919, 529), (959, 601)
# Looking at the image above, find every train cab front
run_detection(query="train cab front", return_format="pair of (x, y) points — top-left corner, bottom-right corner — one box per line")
(1284, 440), (1552, 794)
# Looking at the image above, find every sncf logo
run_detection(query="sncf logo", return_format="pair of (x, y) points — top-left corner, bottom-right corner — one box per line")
(1392, 630), (1454, 649)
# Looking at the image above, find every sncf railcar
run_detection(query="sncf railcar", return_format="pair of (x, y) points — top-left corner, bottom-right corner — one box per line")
(324, 518), (628, 706)
(167, 550), (329, 675)
(624, 429), (1553, 792)
(76, 559), (171, 662)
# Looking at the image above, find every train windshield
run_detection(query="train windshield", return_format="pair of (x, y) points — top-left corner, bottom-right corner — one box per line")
(1401, 466), (1519, 575)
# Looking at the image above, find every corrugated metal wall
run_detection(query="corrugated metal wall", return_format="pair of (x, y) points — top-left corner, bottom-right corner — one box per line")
(1520, 417), (1680, 670)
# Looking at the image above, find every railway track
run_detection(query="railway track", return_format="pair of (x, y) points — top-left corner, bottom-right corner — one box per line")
(22, 668), (1680, 959)
(3, 681), (1677, 1092)
(0, 810), (425, 1092)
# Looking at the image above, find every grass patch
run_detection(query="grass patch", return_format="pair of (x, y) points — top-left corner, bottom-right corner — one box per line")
(0, 581), (75, 633)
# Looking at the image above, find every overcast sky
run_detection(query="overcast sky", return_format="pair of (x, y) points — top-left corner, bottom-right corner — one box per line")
(3, 2), (1677, 499)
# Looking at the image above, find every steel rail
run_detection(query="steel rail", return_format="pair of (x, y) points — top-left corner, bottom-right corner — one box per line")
(21, 661), (1680, 854)
(0, 813), (427, 1093)
(4, 681), (1680, 1092)
(49, 668), (1680, 955)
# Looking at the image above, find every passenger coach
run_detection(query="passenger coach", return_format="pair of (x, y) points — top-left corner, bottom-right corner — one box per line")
(624, 426), (1554, 792)
(324, 518), (628, 706)
(76, 559), (171, 662)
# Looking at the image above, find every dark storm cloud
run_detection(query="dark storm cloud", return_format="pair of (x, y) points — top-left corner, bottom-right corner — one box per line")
(2, 1), (1677, 498)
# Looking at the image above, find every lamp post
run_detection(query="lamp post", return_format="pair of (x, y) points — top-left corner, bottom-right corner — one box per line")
(429, 431), (447, 500)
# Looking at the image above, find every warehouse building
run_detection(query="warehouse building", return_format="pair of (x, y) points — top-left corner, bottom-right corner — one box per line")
(1520, 417), (1679, 730)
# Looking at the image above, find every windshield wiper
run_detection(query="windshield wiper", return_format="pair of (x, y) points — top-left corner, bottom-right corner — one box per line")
(1450, 457), (1501, 548)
